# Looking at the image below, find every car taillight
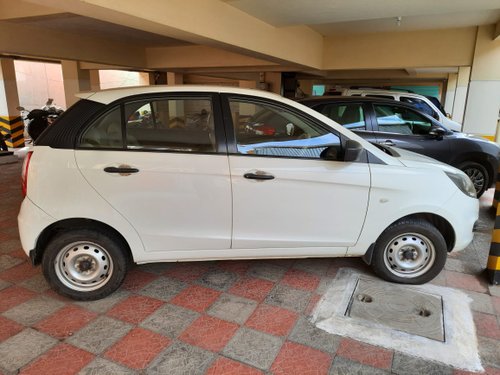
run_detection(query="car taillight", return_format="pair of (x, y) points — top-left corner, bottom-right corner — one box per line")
(21, 151), (33, 197)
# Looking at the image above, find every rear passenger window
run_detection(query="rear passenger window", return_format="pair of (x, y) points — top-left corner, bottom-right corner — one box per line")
(319, 103), (366, 130)
(80, 98), (216, 153)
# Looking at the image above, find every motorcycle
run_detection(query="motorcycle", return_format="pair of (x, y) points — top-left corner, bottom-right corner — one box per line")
(18, 99), (64, 143)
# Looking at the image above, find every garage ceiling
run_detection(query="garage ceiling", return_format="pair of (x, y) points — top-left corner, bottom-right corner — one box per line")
(225, 0), (500, 35)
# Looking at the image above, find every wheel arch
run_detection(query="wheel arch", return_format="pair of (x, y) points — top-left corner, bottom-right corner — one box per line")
(33, 218), (133, 265)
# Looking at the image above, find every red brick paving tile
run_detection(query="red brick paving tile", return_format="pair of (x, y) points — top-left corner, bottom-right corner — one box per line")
(0, 315), (23, 341)
(7, 249), (28, 259)
(34, 305), (97, 340)
(0, 262), (39, 283)
(229, 277), (275, 302)
(42, 289), (74, 302)
(281, 269), (320, 292)
(107, 295), (164, 324)
(245, 304), (298, 336)
(445, 271), (488, 293)
(206, 357), (263, 375)
(170, 285), (221, 313)
(179, 315), (239, 352)
(164, 262), (210, 282)
(473, 311), (500, 340)
(492, 296), (500, 316)
(104, 327), (170, 370)
(0, 285), (36, 312)
(121, 269), (158, 292)
(217, 260), (253, 275)
(270, 341), (332, 375)
(336, 338), (393, 369)
(305, 294), (322, 316)
(19, 343), (94, 375)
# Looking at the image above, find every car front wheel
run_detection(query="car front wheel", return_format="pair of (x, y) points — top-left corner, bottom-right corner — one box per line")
(371, 219), (447, 284)
(42, 229), (128, 300)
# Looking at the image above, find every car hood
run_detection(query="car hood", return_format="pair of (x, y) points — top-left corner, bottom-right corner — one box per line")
(389, 146), (462, 174)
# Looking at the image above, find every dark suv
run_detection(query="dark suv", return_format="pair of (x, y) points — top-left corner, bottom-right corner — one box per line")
(299, 96), (499, 197)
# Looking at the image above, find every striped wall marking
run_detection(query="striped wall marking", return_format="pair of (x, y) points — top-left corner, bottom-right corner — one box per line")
(0, 115), (25, 147)
(5, 138), (24, 148)
(481, 135), (495, 141)
(491, 229), (500, 244)
(488, 255), (500, 270)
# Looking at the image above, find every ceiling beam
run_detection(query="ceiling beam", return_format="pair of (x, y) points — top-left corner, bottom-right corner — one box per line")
(0, 0), (62, 20)
(24, 0), (324, 69)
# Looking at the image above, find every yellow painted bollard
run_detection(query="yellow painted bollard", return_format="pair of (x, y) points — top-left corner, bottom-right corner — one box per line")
(0, 115), (24, 148)
(493, 164), (500, 210)
(488, 205), (500, 284)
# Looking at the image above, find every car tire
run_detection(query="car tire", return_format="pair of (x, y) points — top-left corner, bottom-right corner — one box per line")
(42, 229), (128, 301)
(458, 161), (488, 198)
(371, 219), (447, 284)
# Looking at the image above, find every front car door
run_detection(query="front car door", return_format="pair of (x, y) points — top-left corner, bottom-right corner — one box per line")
(222, 95), (371, 254)
(369, 102), (451, 162)
(75, 93), (232, 257)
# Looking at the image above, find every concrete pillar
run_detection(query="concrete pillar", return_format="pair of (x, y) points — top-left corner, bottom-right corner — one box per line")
(61, 60), (91, 107)
(89, 70), (100, 91)
(452, 66), (471, 124)
(265, 72), (282, 95)
(167, 72), (183, 85)
(444, 73), (457, 116)
(0, 58), (24, 148)
(463, 24), (500, 139)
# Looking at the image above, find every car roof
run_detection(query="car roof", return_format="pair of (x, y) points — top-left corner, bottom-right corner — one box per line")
(299, 96), (408, 105)
(76, 85), (285, 105)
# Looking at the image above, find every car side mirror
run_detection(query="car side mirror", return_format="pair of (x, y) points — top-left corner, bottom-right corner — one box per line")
(429, 125), (445, 139)
(344, 140), (365, 162)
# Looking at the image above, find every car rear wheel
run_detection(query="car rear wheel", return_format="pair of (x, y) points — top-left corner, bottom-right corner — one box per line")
(371, 219), (447, 284)
(42, 229), (128, 300)
(459, 161), (488, 198)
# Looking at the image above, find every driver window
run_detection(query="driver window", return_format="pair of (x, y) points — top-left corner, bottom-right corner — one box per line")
(229, 98), (342, 160)
(374, 104), (434, 135)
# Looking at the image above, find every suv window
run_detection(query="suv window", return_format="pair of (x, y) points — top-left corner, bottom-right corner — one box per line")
(80, 98), (216, 152)
(229, 99), (342, 160)
(318, 103), (366, 130)
(374, 104), (434, 135)
(400, 96), (438, 119)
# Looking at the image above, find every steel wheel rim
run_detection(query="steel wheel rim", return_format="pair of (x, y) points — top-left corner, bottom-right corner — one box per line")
(463, 167), (485, 195)
(383, 232), (436, 278)
(54, 241), (113, 292)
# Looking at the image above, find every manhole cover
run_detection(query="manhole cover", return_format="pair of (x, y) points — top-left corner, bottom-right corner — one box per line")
(346, 278), (444, 341)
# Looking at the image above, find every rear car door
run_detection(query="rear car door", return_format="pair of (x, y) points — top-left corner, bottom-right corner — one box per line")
(370, 103), (451, 161)
(74, 93), (232, 254)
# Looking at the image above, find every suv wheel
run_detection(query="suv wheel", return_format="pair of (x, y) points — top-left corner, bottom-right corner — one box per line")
(371, 219), (447, 284)
(42, 229), (128, 300)
(459, 161), (488, 198)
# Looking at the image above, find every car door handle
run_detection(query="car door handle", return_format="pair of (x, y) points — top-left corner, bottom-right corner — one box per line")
(381, 140), (395, 146)
(104, 165), (139, 175)
(244, 172), (275, 180)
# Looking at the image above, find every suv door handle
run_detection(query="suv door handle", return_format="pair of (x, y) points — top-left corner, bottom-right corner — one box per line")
(104, 165), (139, 175)
(381, 140), (395, 146)
(244, 172), (275, 180)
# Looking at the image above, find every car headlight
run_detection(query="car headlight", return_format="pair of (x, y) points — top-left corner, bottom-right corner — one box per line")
(445, 171), (477, 198)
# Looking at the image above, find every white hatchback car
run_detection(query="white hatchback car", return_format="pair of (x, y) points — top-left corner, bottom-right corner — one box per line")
(18, 86), (478, 300)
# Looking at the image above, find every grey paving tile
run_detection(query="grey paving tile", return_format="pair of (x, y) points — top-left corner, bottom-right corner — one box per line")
(265, 284), (311, 313)
(67, 316), (132, 354)
(20, 273), (51, 293)
(74, 289), (129, 313)
(222, 327), (282, 370)
(146, 341), (214, 375)
(478, 336), (500, 368)
(140, 303), (199, 338)
(78, 357), (135, 375)
(0, 328), (57, 372)
(0, 254), (23, 271)
(139, 277), (187, 301)
(330, 356), (388, 375)
(466, 290), (495, 314)
(248, 262), (286, 282)
(0, 239), (21, 254)
(289, 317), (340, 353)
(489, 284), (500, 298)
(0, 278), (10, 291)
(207, 293), (257, 324)
(197, 269), (238, 291)
(3, 296), (65, 325)
(391, 352), (453, 375)
(136, 262), (176, 275)
(317, 277), (334, 295)
(445, 257), (483, 275)
(293, 258), (331, 276)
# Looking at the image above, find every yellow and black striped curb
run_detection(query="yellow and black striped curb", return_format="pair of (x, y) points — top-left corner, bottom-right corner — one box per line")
(493, 165), (500, 210)
(0, 115), (24, 148)
(487, 210), (500, 284)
